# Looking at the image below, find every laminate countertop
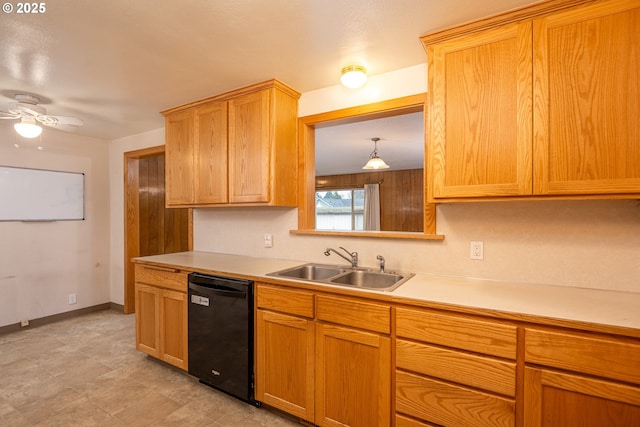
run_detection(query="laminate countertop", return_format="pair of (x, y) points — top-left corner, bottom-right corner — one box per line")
(134, 251), (640, 337)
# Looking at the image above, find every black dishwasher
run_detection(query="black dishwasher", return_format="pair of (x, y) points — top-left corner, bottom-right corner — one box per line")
(187, 272), (257, 405)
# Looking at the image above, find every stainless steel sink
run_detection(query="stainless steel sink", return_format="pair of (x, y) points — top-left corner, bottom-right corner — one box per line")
(329, 270), (406, 290)
(273, 264), (346, 281)
(267, 263), (414, 292)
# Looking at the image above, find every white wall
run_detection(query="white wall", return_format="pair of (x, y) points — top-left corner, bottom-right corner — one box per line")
(0, 123), (111, 327)
(108, 128), (165, 305)
(107, 65), (640, 305)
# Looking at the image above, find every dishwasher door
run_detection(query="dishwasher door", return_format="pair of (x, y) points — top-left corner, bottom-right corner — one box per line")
(187, 272), (255, 404)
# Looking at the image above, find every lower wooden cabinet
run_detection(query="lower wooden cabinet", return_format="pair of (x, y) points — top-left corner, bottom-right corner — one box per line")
(255, 309), (315, 420)
(254, 283), (391, 427)
(394, 307), (517, 427)
(134, 264), (188, 370)
(316, 323), (391, 427)
(524, 327), (640, 427)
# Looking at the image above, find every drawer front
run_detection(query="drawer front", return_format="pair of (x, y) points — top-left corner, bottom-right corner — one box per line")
(396, 371), (515, 427)
(396, 339), (516, 397)
(135, 264), (188, 292)
(395, 413), (438, 427)
(525, 328), (640, 385)
(316, 294), (390, 334)
(396, 307), (517, 359)
(256, 283), (314, 318)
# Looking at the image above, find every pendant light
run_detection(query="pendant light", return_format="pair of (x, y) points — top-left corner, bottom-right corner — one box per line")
(362, 137), (389, 170)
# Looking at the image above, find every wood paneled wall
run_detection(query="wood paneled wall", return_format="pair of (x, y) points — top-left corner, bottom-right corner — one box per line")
(316, 169), (424, 232)
(138, 155), (190, 256)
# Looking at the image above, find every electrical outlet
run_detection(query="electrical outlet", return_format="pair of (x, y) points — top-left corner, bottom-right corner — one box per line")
(21, 320), (29, 327)
(68, 293), (77, 305)
(470, 241), (484, 260)
(264, 233), (273, 248)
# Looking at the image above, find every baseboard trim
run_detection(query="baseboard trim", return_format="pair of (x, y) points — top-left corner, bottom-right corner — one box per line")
(0, 303), (114, 336)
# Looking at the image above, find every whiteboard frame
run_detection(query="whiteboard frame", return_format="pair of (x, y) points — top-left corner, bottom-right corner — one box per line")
(0, 165), (85, 222)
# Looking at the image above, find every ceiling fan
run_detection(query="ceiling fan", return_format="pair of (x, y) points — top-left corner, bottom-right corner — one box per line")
(0, 94), (83, 138)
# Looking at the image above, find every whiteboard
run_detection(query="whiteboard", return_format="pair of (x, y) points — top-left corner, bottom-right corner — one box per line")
(0, 166), (84, 221)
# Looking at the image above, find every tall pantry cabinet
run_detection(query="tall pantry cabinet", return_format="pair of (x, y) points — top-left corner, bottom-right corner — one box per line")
(425, 0), (640, 201)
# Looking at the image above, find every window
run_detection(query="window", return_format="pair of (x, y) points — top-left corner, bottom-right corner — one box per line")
(315, 189), (364, 231)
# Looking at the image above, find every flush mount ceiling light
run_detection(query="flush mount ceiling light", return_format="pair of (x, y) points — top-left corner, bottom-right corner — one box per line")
(14, 116), (43, 138)
(362, 137), (389, 170)
(340, 65), (367, 89)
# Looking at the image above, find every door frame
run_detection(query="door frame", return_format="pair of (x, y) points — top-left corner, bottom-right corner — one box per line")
(124, 145), (193, 314)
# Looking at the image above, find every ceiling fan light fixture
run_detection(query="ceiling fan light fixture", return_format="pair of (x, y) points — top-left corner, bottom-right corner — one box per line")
(14, 116), (43, 138)
(341, 65), (367, 89)
(362, 137), (390, 170)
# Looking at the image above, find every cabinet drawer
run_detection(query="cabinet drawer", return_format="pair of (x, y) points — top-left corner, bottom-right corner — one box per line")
(525, 328), (640, 385)
(395, 413), (437, 427)
(256, 284), (314, 318)
(396, 339), (516, 396)
(396, 371), (515, 427)
(316, 294), (390, 334)
(135, 264), (188, 292)
(396, 307), (517, 359)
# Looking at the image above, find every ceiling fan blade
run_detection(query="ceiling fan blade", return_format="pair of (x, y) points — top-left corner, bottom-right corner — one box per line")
(37, 114), (84, 127)
(0, 110), (20, 119)
(41, 122), (79, 132)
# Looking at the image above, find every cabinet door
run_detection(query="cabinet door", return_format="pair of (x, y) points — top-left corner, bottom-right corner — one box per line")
(533, 0), (640, 195)
(228, 89), (271, 203)
(428, 21), (532, 199)
(165, 109), (195, 205)
(315, 323), (391, 427)
(134, 283), (160, 358)
(255, 310), (315, 421)
(195, 102), (228, 204)
(159, 289), (188, 370)
(524, 367), (640, 427)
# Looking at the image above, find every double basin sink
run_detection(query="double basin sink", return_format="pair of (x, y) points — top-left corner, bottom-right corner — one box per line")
(267, 263), (414, 292)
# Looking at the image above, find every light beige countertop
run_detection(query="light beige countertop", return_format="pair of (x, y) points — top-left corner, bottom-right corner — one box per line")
(135, 251), (640, 336)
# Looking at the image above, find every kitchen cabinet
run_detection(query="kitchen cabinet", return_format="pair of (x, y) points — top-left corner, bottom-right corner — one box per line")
(424, 0), (640, 201)
(255, 284), (315, 421)
(395, 307), (517, 427)
(134, 264), (189, 370)
(162, 79), (300, 207)
(524, 327), (640, 426)
(254, 284), (391, 427)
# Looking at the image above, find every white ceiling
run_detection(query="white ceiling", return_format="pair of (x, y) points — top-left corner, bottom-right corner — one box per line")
(0, 0), (539, 141)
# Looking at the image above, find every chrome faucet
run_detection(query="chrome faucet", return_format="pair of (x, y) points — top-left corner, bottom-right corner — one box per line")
(324, 247), (358, 268)
(376, 255), (385, 273)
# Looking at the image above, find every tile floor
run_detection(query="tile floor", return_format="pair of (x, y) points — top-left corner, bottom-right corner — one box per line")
(0, 309), (300, 427)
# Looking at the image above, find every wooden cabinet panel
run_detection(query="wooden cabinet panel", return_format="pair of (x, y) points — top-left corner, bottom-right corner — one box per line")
(255, 310), (314, 421)
(428, 21), (532, 199)
(316, 323), (391, 427)
(159, 289), (188, 370)
(134, 265), (188, 370)
(524, 367), (640, 427)
(165, 110), (195, 205)
(396, 307), (517, 359)
(525, 328), (640, 385)
(316, 294), (390, 334)
(396, 371), (515, 427)
(533, 0), (640, 195)
(228, 90), (271, 203)
(135, 264), (188, 292)
(396, 339), (516, 397)
(134, 283), (160, 358)
(395, 414), (438, 427)
(195, 101), (228, 204)
(256, 283), (314, 318)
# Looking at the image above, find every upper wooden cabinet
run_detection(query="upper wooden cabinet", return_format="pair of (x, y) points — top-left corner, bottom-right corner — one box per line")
(162, 79), (300, 207)
(423, 0), (640, 201)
